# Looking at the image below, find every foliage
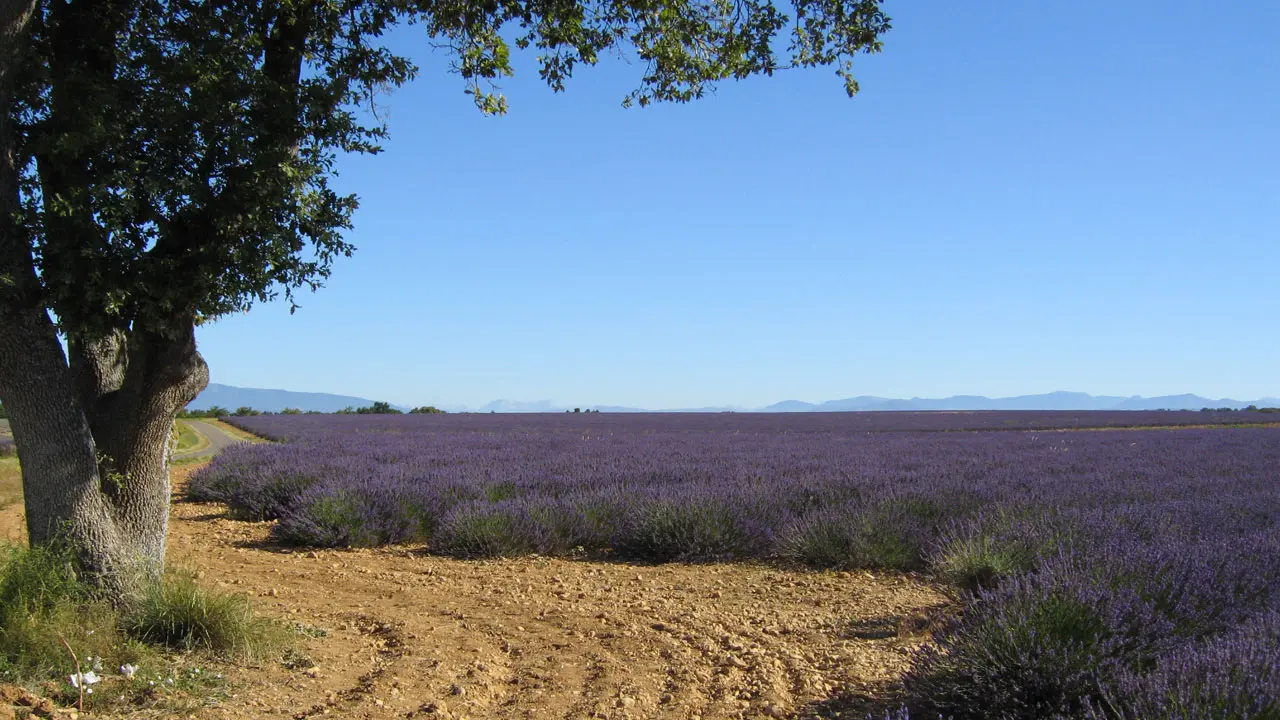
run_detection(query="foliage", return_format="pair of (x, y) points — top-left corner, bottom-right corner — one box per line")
(409, 406), (446, 414)
(7, 0), (893, 346)
(124, 570), (287, 659)
(179, 407), (229, 419)
(336, 402), (402, 415)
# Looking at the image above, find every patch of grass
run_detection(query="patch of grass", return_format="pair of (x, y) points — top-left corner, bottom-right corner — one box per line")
(124, 569), (290, 660)
(0, 544), (124, 683)
(207, 419), (266, 443)
(173, 421), (206, 454)
(0, 458), (22, 510)
(0, 544), (290, 715)
(928, 509), (1057, 593)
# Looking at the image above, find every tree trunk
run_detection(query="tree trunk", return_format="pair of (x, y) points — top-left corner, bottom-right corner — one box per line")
(71, 324), (211, 571)
(0, 0), (208, 592)
(0, 315), (209, 589)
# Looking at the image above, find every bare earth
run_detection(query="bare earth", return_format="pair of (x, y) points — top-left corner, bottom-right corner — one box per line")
(0, 464), (950, 720)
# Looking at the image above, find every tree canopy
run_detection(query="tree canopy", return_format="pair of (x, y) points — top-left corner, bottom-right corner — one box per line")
(9, 0), (890, 342)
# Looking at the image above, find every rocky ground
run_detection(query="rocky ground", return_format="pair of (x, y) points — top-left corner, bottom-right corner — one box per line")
(1, 464), (951, 720)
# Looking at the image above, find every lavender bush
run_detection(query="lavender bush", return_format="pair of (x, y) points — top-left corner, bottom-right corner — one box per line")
(1087, 609), (1280, 719)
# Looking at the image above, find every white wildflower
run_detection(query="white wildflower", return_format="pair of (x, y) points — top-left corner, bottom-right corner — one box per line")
(69, 670), (101, 689)
(120, 664), (139, 679)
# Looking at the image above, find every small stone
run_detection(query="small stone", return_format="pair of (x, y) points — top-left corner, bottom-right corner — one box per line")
(449, 684), (465, 696)
(763, 703), (786, 718)
(615, 696), (636, 708)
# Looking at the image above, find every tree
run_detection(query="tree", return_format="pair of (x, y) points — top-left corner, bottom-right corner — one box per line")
(358, 401), (401, 415)
(409, 406), (446, 415)
(0, 0), (891, 589)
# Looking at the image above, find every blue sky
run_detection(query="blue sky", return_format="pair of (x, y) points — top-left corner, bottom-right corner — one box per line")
(196, 0), (1280, 410)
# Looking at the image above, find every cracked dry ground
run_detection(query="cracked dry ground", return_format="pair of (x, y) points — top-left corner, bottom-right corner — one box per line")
(11, 465), (954, 720)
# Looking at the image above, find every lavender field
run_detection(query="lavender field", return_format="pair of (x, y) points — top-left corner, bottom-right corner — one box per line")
(191, 413), (1279, 717)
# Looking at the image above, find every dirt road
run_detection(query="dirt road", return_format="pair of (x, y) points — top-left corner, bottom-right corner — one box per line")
(175, 420), (248, 461)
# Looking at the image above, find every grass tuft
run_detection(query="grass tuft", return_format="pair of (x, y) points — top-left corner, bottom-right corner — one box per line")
(928, 508), (1055, 592)
(124, 569), (289, 659)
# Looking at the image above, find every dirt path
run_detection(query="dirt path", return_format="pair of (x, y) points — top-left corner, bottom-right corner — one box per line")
(175, 420), (248, 461)
(0, 464), (949, 720)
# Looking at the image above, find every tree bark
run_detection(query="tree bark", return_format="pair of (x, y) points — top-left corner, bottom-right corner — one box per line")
(0, 313), (209, 588)
(73, 323), (210, 570)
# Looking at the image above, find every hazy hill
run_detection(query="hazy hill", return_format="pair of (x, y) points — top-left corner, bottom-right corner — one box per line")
(188, 383), (399, 413)
(1110, 394), (1252, 411)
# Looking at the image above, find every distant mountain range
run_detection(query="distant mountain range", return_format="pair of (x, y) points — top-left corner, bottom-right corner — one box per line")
(188, 383), (407, 413)
(757, 391), (1280, 412)
(189, 385), (1279, 414)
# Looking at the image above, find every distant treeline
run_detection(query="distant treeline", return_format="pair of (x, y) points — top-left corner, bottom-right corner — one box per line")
(179, 402), (445, 418)
(171, 403), (1278, 419)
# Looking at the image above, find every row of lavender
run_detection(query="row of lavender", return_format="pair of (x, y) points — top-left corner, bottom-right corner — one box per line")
(190, 414), (1280, 718)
